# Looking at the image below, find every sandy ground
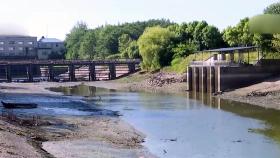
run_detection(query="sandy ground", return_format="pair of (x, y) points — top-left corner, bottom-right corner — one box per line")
(0, 120), (43, 158)
(219, 76), (280, 110)
(42, 116), (154, 158)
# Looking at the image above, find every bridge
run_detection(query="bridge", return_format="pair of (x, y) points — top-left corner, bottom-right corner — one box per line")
(0, 59), (141, 82)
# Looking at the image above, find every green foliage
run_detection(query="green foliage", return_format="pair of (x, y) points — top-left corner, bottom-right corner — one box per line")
(223, 18), (254, 47)
(118, 34), (140, 59)
(138, 26), (175, 70)
(262, 3), (280, 53)
(126, 41), (140, 58)
(166, 52), (212, 73)
(171, 41), (197, 58)
(65, 22), (88, 59)
(264, 2), (280, 14)
(106, 54), (122, 59)
(169, 21), (223, 57)
(79, 30), (96, 59)
(65, 19), (172, 60)
(222, 17), (271, 50)
(118, 34), (132, 58)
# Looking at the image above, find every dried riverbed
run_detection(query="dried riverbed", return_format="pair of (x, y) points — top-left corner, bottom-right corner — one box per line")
(0, 79), (160, 158)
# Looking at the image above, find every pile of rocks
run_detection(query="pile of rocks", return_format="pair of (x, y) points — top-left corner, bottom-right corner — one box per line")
(147, 72), (186, 87)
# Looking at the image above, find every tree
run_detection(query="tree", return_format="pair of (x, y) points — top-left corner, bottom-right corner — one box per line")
(65, 22), (88, 59)
(263, 2), (280, 52)
(264, 2), (280, 14)
(79, 30), (97, 59)
(223, 18), (256, 47)
(127, 41), (140, 58)
(222, 26), (239, 46)
(95, 25), (122, 58)
(118, 34), (132, 58)
(202, 25), (223, 49)
(138, 26), (175, 70)
(118, 34), (140, 58)
(171, 41), (197, 58)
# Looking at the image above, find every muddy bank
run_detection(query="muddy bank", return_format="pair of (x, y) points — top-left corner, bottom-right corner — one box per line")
(0, 112), (154, 158)
(219, 76), (280, 110)
(42, 116), (154, 158)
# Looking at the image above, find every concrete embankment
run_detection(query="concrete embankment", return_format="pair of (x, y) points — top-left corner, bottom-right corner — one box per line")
(219, 75), (280, 110)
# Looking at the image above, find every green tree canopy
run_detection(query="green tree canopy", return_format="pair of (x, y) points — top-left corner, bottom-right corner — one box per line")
(79, 30), (97, 59)
(264, 2), (280, 14)
(138, 26), (175, 70)
(223, 18), (257, 47)
(65, 19), (172, 60)
(65, 22), (88, 59)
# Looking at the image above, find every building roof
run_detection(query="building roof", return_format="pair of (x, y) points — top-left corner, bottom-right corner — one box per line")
(39, 37), (63, 43)
(204, 46), (257, 53)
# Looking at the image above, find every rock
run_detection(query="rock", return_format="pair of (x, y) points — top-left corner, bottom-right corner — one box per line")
(247, 91), (269, 97)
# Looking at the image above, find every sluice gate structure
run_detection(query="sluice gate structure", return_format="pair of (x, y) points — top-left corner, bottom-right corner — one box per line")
(0, 59), (140, 82)
(188, 46), (280, 93)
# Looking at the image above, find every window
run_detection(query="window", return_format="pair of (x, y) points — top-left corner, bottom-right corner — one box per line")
(28, 47), (33, 51)
(9, 41), (15, 44)
(18, 41), (23, 45)
(0, 41), (4, 45)
(18, 47), (23, 51)
(8, 47), (14, 51)
(56, 44), (59, 47)
(27, 41), (33, 45)
(0, 47), (4, 51)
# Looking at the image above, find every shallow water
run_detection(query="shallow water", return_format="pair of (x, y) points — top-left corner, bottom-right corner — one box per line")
(47, 85), (280, 158)
(2, 84), (280, 158)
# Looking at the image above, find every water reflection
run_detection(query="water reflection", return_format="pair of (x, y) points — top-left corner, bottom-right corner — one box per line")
(48, 84), (280, 158)
(188, 91), (280, 144)
(51, 85), (280, 144)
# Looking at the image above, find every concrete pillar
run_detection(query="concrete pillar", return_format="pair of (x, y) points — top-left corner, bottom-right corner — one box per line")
(48, 65), (54, 81)
(188, 67), (193, 91)
(27, 64), (33, 82)
(89, 64), (96, 81)
(192, 67), (199, 92)
(199, 67), (207, 93)
(215, 66), (221, 93)
(207, 67), (215, 93)
(68, 64), (75, 81)
(109, 64), (116, 80)
(6, 65), (11, 82)
(128, 63), (136, 73)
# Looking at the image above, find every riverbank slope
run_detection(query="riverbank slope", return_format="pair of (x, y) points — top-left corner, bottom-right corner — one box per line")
(219, 75), (280, 110)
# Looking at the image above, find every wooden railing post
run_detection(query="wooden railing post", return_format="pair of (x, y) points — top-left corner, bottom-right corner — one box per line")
(69, 64), (75, 81)
(128, 63), (136, 74)
(6, 65), (11, 82)
(109, 64), (116, 80)
(89, 63), (96, 81)
(48, 65), (54, 81)
(27, 64), (33, 82)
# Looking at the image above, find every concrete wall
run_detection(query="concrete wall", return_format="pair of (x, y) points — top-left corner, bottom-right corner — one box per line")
(219, 65), (280, 91)
(189, 64), (280, 93)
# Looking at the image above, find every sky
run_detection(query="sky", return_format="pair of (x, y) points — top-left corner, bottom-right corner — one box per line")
(0, 0), (277, 40)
